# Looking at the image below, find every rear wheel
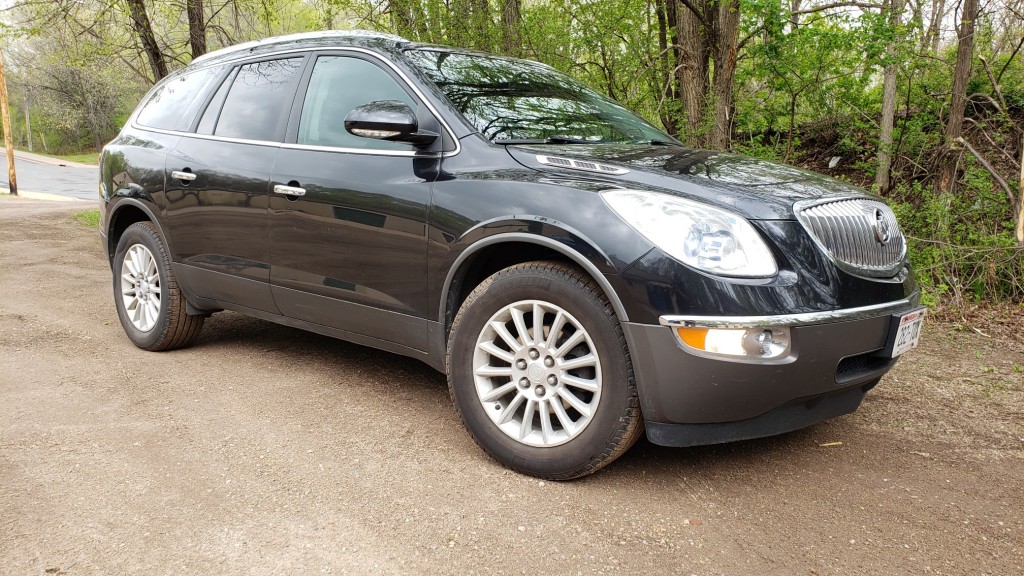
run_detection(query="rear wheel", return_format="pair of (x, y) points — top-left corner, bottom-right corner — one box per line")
(113, 221), (203, 351)
(447, 261), (643, 480)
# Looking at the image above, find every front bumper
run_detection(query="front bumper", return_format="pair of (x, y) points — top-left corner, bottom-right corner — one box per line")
(623, 297), (919, 447)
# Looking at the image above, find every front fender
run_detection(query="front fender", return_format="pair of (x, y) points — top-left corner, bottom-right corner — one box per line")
(439, 225), (645, 327)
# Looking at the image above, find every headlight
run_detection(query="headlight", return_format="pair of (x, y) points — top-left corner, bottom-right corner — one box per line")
(601, 190), (777, 277)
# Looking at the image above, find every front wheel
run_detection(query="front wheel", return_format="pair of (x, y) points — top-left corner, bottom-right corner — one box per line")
(447, 261), (643, 480)
(113, 221), (203, 351)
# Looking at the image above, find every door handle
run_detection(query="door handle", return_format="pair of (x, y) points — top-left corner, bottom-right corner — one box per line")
(171, 170), (197, 182)
(274, 184), (306, 197)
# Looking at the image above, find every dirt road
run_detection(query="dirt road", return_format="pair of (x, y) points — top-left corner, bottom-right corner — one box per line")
(2, 197), (1022, 575)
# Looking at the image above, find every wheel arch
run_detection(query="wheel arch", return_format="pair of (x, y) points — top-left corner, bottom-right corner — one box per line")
(106, 199), (168, 264)
(439, 233), (631, 340)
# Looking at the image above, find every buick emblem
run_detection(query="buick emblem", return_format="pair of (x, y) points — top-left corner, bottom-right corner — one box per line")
(872, 208), (892, 245)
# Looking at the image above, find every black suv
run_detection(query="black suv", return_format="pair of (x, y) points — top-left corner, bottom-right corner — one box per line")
(99, 30), (925, 479)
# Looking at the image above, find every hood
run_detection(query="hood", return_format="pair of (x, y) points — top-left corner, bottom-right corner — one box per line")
(504, 144), (872, 220)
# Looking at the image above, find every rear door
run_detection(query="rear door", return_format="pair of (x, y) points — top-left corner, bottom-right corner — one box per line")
(268, 52), (439, 350)
(164, 56), (307, 313)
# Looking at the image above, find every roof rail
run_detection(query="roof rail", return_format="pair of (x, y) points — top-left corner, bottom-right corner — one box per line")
(190, 29), (410, 66)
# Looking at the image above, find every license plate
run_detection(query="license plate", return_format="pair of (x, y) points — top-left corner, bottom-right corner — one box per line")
(889, 308), (927, 358)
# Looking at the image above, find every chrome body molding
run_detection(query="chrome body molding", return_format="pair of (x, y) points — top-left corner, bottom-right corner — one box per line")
(658, 295), (918, 329)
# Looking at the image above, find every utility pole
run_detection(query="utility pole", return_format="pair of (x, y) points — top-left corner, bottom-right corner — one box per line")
(0, 46), (17, 196)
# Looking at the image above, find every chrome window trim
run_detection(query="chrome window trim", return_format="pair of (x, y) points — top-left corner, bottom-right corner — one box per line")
(130, 126), (283, 149)
(130, 46), (461, 158)
(281, 142), (438, 157)
(659, 295), (919, 329)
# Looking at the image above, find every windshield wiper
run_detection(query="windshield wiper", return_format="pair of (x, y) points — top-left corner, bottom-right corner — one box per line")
(646, 139), (680, 146)
(493, 136), (604, 145)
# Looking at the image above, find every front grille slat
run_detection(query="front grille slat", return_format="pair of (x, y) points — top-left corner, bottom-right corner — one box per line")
(795, 198), (907, 278)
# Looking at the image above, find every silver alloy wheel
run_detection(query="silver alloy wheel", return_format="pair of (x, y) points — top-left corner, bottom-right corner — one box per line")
(473, 299), (602, 447)
(120, 243), (162, 332)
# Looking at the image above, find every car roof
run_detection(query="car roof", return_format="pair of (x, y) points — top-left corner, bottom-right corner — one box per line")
(190, 30), (411, 68)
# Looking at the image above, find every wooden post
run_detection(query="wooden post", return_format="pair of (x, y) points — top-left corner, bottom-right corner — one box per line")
(1017, 138), (1023, 244)
(0, 46), (17, 196)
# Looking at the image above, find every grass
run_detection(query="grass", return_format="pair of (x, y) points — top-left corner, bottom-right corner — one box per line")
(16, 147), (98, 166)
(55, 152), (99, 165)
(73, 209), (100, 228)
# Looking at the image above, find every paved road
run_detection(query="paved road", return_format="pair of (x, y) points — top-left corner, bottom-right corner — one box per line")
(0, 150), (98, 201)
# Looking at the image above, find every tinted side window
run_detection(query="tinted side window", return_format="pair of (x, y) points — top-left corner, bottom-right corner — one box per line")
(297, 56), (415, 150)
(136, 66), (221, 130)
(195, 68), (235, 135)
(215, 58), (304, 142)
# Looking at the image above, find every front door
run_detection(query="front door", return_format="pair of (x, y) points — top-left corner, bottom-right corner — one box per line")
(269, 54), (438, 350)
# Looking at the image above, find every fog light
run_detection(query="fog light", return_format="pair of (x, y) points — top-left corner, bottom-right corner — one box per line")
(675, 327), (790, 359)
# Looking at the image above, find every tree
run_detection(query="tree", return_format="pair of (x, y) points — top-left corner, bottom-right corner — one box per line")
(658, 0), (741, 149)
(936, 0), (979, 194)
(126, 0), (168, 81)
(874, 0), (904, 193)
(872, 0), (905, 192)
(187, 0), (208, 59)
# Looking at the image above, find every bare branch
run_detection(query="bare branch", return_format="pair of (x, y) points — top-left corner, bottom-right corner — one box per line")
(996, 35), (1024, 84)
(676, 0), (710, 27)
(792, 2), (883, 15)
(963, 117), (1021, 170)
(978, 55), (1007, 111)
(955, 136), (1017, 208)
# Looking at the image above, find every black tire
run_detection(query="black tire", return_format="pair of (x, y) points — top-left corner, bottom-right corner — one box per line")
(447, 261), (643, 480)
(112, 221), (204, 351)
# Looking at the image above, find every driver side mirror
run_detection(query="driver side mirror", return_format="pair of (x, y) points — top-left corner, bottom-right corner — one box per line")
(344, 100), (438, 146)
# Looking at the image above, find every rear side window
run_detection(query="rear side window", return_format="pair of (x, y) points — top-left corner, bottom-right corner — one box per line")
(214, 57), (304, 142)
(136, 66), (222, 130)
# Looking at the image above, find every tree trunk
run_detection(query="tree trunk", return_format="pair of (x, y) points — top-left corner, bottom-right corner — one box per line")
(500, 0), (522, 56)
(448, 0), (492, 50)
(388, 0), (428, 40)
(874, 0), (903, 194)
(187, 0), (207, 59)
(657, 0), (679, 135)
(710, 0), (739, 150)
(936, 0), (978, 194)
(675, 0), (709, 145)
(125, 0), (168, 81)
(470, 0), (492, 51)
(23, 94), (31, 152)
(926, 0), (945, 53)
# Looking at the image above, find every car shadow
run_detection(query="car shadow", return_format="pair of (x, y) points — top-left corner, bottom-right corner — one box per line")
(192, 311), (862, 482)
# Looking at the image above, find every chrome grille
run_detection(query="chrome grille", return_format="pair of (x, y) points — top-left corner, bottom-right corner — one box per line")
(794, 197), (906, 278)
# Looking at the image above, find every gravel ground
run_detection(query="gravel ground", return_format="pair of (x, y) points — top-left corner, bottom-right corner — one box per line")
(2, 196), (1022, 575)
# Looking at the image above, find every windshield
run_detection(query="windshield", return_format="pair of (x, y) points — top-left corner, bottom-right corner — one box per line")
(405, 49), (674, 144)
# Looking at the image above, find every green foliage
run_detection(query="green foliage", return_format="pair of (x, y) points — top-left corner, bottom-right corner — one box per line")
(731, 134), (781, 161)
(3, 0), (1021, 306)
(73, 209), (100, 228)
(891, 170), (1023, 307)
